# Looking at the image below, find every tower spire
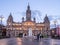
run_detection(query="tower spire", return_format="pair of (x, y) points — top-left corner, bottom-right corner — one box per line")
(26, 3), (31, 21)
(27, 3), (30, 10)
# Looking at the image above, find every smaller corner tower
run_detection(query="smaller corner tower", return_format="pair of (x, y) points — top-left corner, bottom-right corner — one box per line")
(7, 13), (13, 25)
(44, 14), (50, 23)
(44, 14), (50, 30)
(22, 17), (24, 22)
(33, 17), (36, 22)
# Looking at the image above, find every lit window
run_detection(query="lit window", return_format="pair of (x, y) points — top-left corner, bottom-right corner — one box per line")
(9, 23), (11, 25)
(13, 24), (15, 25)
(41, 28), (42, 30)
(19, 24), (21, 25)
(52, 30), (54, 33)
(16, 28), (19, 30)
(36, 28), (38, 30)
(16, 24), (18, 25)
(20, 28), (21, 30)
(13, 28), (15, 30)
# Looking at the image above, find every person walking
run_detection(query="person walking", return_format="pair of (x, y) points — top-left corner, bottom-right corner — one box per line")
(37, 34), (40, 40)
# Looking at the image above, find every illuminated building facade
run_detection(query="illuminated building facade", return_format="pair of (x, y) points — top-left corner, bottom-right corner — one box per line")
(6, 4), (50, 37)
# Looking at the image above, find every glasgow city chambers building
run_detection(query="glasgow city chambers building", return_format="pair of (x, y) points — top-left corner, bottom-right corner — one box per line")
(6, 4), (50, 37)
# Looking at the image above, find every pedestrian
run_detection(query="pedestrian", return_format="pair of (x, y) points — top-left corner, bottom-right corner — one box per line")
(39, 33), (41, 40)
(8, 34), (10, 38)
(37, 34), (39, 40)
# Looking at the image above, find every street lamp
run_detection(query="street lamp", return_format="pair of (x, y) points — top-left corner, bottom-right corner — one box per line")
(0, 15), (4, 38)
(53, 20), (57, 37)
(54, 20), (57, 28)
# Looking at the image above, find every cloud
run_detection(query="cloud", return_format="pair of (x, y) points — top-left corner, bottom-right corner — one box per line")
(15, 10), (43, 23)
(31, 10), (43, 22)
(48, 15), (60, 28)
(2, 10), (60, 29)
(12, 12), (24, 22)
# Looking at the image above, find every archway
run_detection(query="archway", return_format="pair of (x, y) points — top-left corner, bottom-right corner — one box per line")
(19, 33), (23, 37)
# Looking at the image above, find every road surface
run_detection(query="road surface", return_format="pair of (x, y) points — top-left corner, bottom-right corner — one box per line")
(0, 37), (60, 45)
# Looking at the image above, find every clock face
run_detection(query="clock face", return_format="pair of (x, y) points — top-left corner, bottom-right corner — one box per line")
(27, 13), (30, 17)
(28, 13), (30, 15)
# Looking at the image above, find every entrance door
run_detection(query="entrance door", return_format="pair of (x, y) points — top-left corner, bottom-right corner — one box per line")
(19, 33), (23, 37)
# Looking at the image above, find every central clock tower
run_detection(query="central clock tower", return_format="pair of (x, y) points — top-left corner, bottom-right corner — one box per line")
(26, 4), (31, 21)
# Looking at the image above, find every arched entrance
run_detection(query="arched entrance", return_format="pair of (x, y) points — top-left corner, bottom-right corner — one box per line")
(19, 33), (23, 37)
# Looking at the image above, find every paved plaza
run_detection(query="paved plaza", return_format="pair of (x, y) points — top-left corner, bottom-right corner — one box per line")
(0, 37), (60, 45)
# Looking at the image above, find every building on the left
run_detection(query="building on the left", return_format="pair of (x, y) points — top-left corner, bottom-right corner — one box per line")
(0, 24), (6, 37)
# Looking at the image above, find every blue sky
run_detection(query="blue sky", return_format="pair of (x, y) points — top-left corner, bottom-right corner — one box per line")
(0, 0), (60, 28)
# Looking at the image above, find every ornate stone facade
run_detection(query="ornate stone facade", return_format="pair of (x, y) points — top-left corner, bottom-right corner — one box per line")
(6, 4), (50, 37)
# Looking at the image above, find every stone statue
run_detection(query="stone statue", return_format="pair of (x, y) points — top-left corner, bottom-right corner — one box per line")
(28, 28), (32, 37)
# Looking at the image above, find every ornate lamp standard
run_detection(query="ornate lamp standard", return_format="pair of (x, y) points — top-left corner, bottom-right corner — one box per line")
(54, 20), (57, 28)
(53, 20), (57, 37)
(0, 15), (4, 38)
